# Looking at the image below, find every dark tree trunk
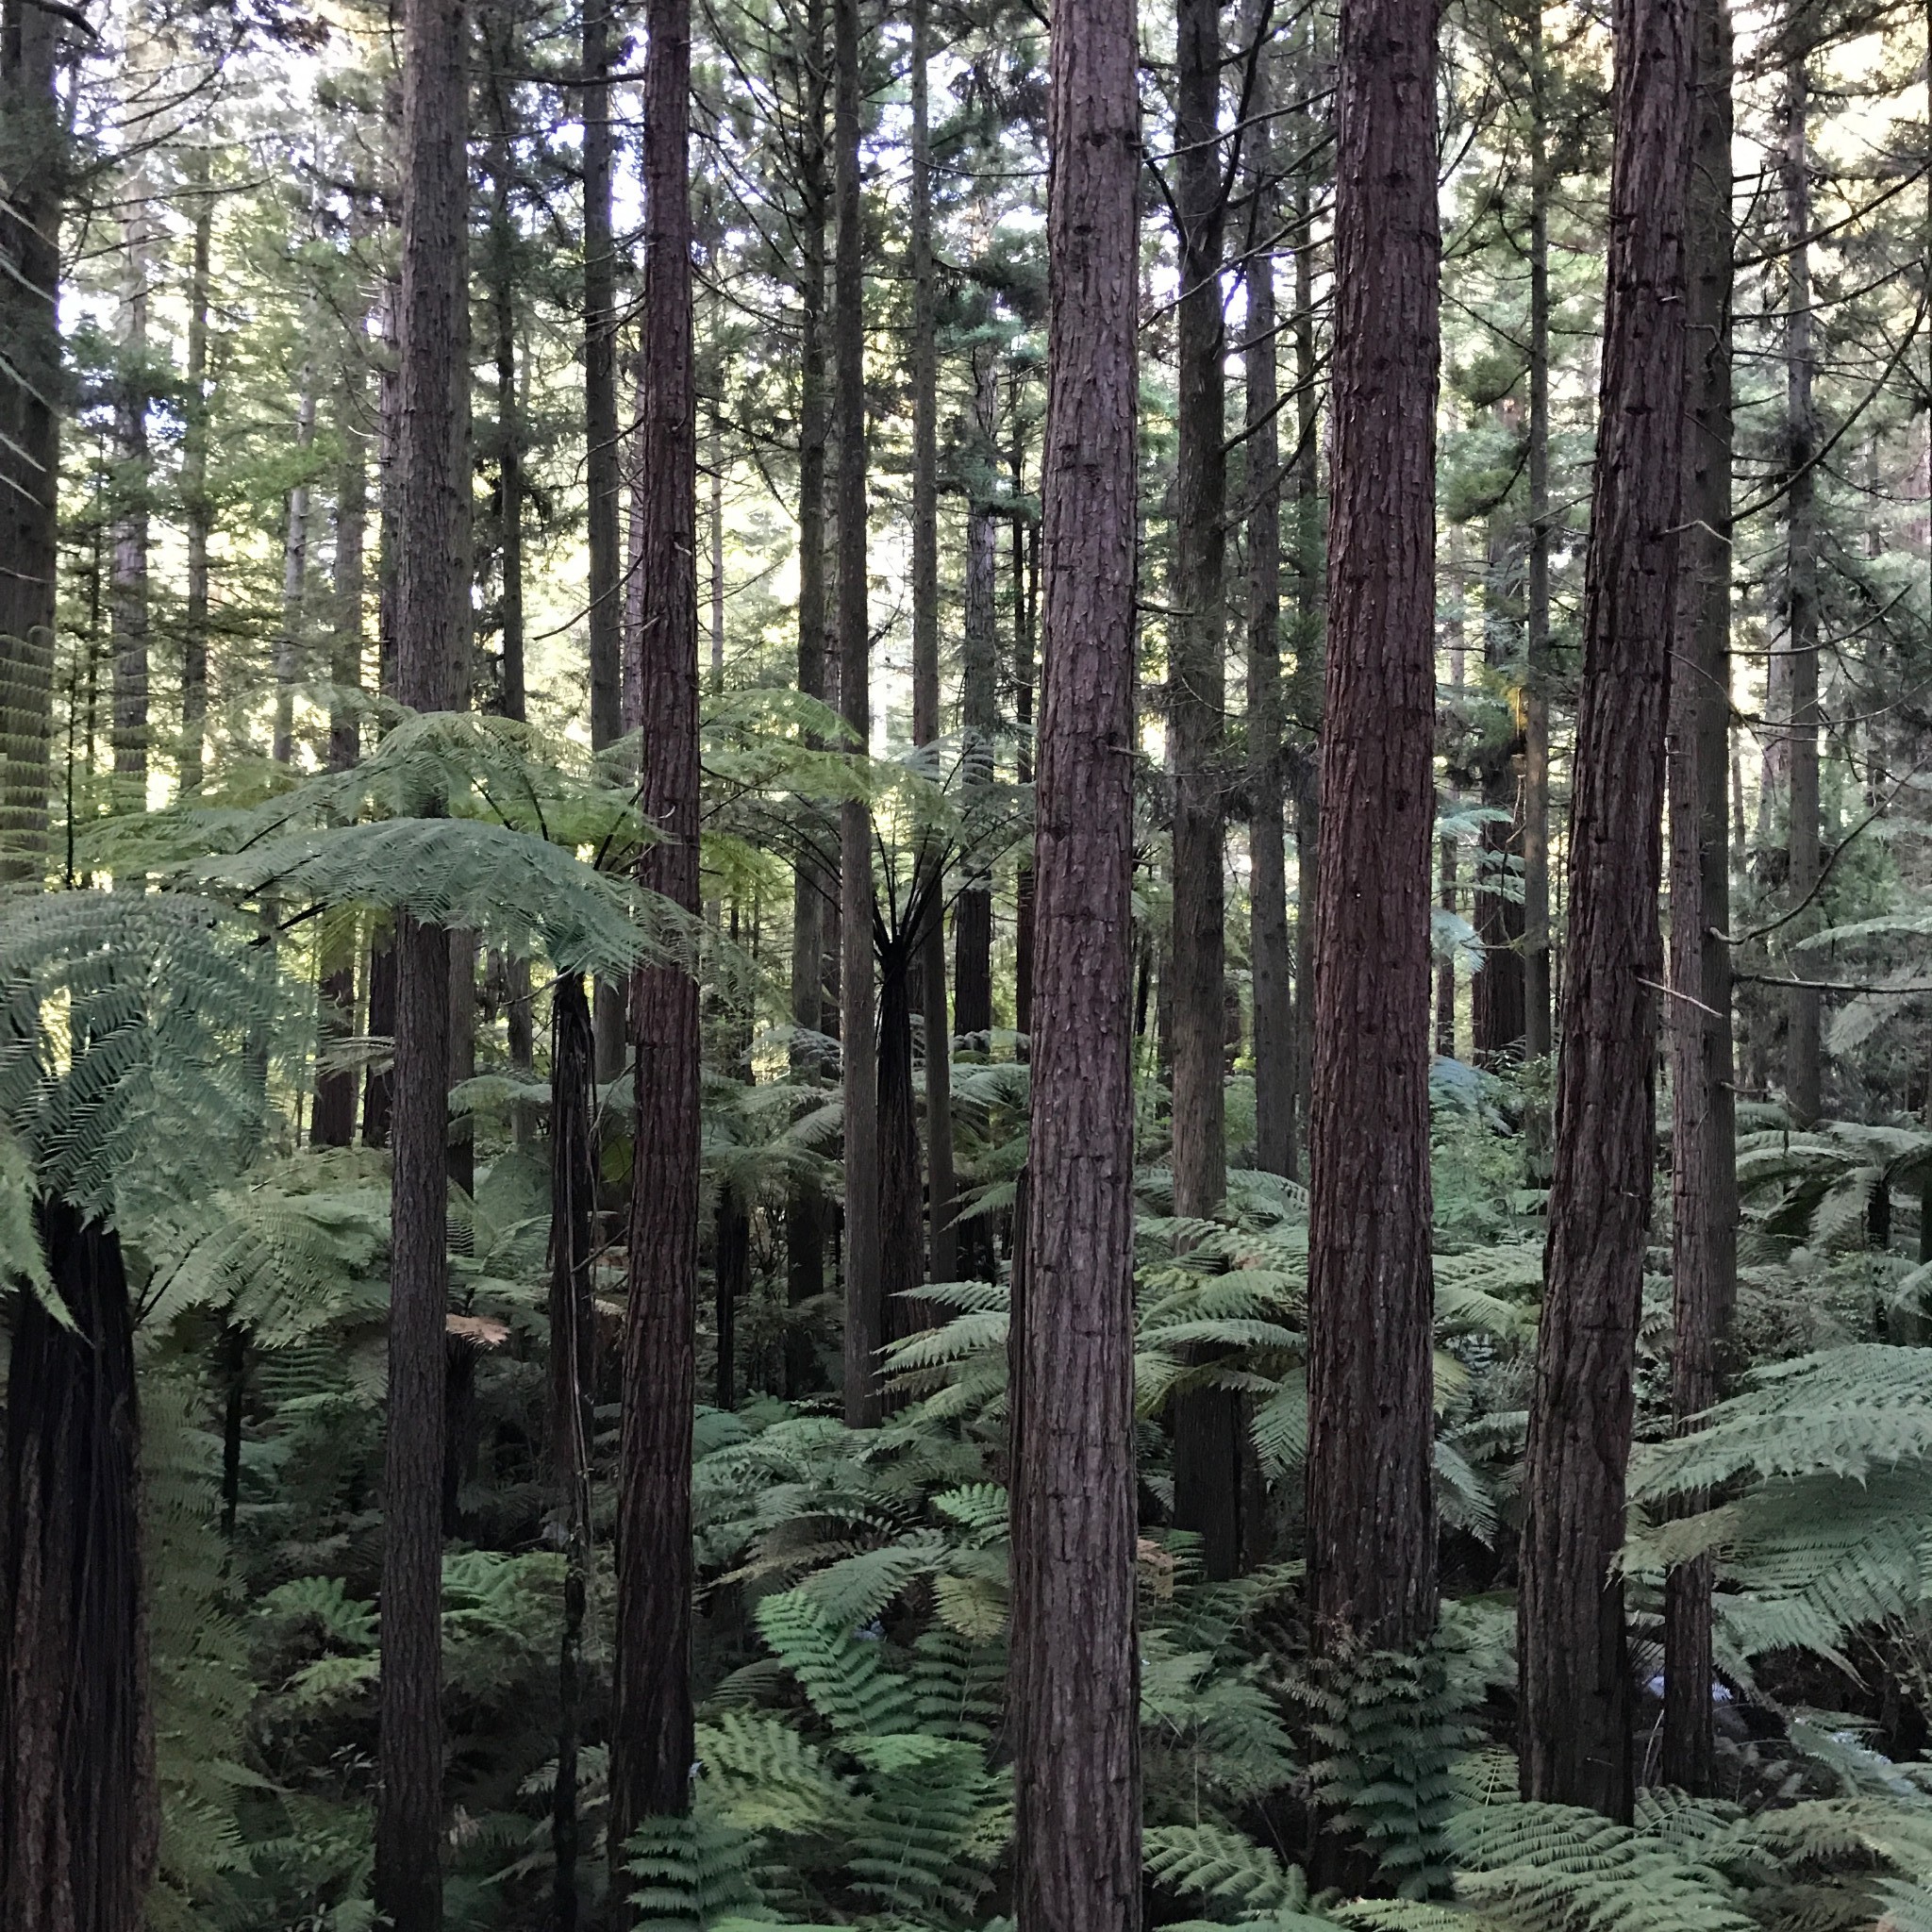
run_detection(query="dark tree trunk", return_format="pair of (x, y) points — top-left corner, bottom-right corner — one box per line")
(1519, 0), (1692, 1818)
(0, 1206), (157, 1932)
(109, 222), (150, 823)
(1436, 826), (1457, 1058)
(833, 0), (881, 1427)
(1524, 19), (1554, 1062)
(583, 0), (623, 753)
(363, 936), (397, 1148)
(0, 0), (59, 886)
(1168, 0), (1242, 1585)
(908, 0), (957, 1286)
(1779, 29), (1822, 1126)
(1246, 95), (1295, 1182)
(375, 0), (470, 1910)
(1472, 525), (1527, 1065)
(273, 362), (319, 767)
(716, 1190), (748, 1408)
(1013, 513), (1038, 1042)
(878, 938), (926, 1337)
(549, 975), (596, 1932)
(487, 23), (526, 728)
(1662, 0), (1734, 1797)
(955, 350), (1001, 1063)
(1305, 0), (1441, 1656)
(313, 355), (370, 1151)
(1009, 0), (1142, 1906)
(611, 0), (700, 1860)
(179, 169), (213, 797)
(785, 0), (833, 1374)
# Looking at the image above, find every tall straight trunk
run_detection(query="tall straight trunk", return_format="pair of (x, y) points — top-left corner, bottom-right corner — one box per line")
(548, 974), (596, 1932)
(1289, 84), (1321, 1141)
(489, 31), (526, 727)
(1435, 826), (1457, 1058)
(1662, 0), (1734, 1795)
(375, 0), (470, 1911)
(1013, 509), (1038, 1040)
(1246, 75), (1295, 1181)
(1781, 34), (1822, 1125)
(1, 1204), (158, 1932)
(180, 174), (213, 796)
(273, 358), (319, 766)
(908, 0), (957, 1285)
(1168, 0), (1241, 1582)
(878, 935), (926, 1325)
(955, 350), (1001, 1054)
(612, 0), (700, 1855)
(1519, 0), (1692, 1818)
(1524, 11), (1554, 1061)
(110, 217), (151, 820)
(1473, 515), (1527, 1064)
(312, 352), (371, 1150)
(583, 0), (623, 750)
(833, 0), (882, 1427)
(0, 0), (58, 885)
(1009, 0), (1142, 1906)
(786, 0), (834, 1365)
(1304, 0), (1441, 1655)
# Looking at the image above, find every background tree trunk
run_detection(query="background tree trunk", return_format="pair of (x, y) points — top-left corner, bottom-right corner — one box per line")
(179, 170), (213, 798)
(1009, 0), (1142, 1906)
(1524, 13), (1554, 1062)
(1304, 0), (1441, 1656)
(1662, 0), (1735, 1795)
(612, 0), (701, 1861)
(834, 0), (882, 1427)
(1519, 0), (1692, 1818)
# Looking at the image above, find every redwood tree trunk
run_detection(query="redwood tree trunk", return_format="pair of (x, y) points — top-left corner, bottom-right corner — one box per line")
(1662, 0), (1734, 1795)
(548, 974), (596, 1930)
(1009, 0), (1142, 1907)
(1304, 0), (1441, 1656)
(611, 0), (700, 1861)
(375, 0), (469, 1911)
(1519, 0), (1692, 1818)
(833, 0), (882, 1426)
(583, 0), (623, 753)
(1, 1205), (157, 1932)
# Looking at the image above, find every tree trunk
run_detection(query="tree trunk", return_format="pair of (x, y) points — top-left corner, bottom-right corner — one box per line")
(1472, 517), (1527, 1066)
(878, 932), (929, 1339)
(488, 25), (526, 728)
(110, 208), (151, 823)
(0, 1205), (158, 1932)
(0, 0), (58, 884)
(375, 0), (470, 1910)
(1013, 511), (1038, 1042)
(549, 974), (596, 1932)
(786, 0), (833, 1367)
(1246, 69), (1295, 1182)
(1304, 0), (1441, 1656)
(312, 351), (370, 1150)
(955, 350), (1001, 1060)
(908, 0), (957, 1286)
(179, 169), (213, 797)
(1780, 31), (1822, 1126)
(833, 0), (882, 1428)
(611, 0), (700, 1860)
(1662, 0), (1734, 1796)
(1290, 96), (1322, 1144)
(583, 0), (623, 752)
(1009, 0), (1143, 1905)
(1436, 825), (1457, 1058)
(1168, 0), (1242, 1584)
(1524, 18), (1554, 1062)
(273, 356), (319, 766)
(1519, 0), (1692, 1818)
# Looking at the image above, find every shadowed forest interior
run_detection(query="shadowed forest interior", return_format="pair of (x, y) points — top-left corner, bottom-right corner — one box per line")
(7, 0), (1932, 1923)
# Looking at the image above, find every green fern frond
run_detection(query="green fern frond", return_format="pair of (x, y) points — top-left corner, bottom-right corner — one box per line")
(625, 1809), (764, 1929)
(1145, 1821), (1307, 1911)
(754, 1589), (921, 1739)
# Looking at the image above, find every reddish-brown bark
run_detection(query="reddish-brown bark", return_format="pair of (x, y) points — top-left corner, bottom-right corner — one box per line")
(1520, 0), (1693, 1817)
(1304, 0), (1441, 1656)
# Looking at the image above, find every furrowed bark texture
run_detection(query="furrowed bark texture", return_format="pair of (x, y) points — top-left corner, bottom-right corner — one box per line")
(1008, 0), (1143, 1917)
(1304, 0), (1441, 1654)
(0, 1206), (156, 1932)
(1662, 0), (1734, 1796)
(1519, 0), (1692, 1818)
(375, 0), (469, 1910)
(612, 0), (700, 1862)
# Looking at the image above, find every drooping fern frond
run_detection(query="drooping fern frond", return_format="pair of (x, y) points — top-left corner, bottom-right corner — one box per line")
(753, 1589), (922, 1740)
(625, 1810), (764, 1929)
